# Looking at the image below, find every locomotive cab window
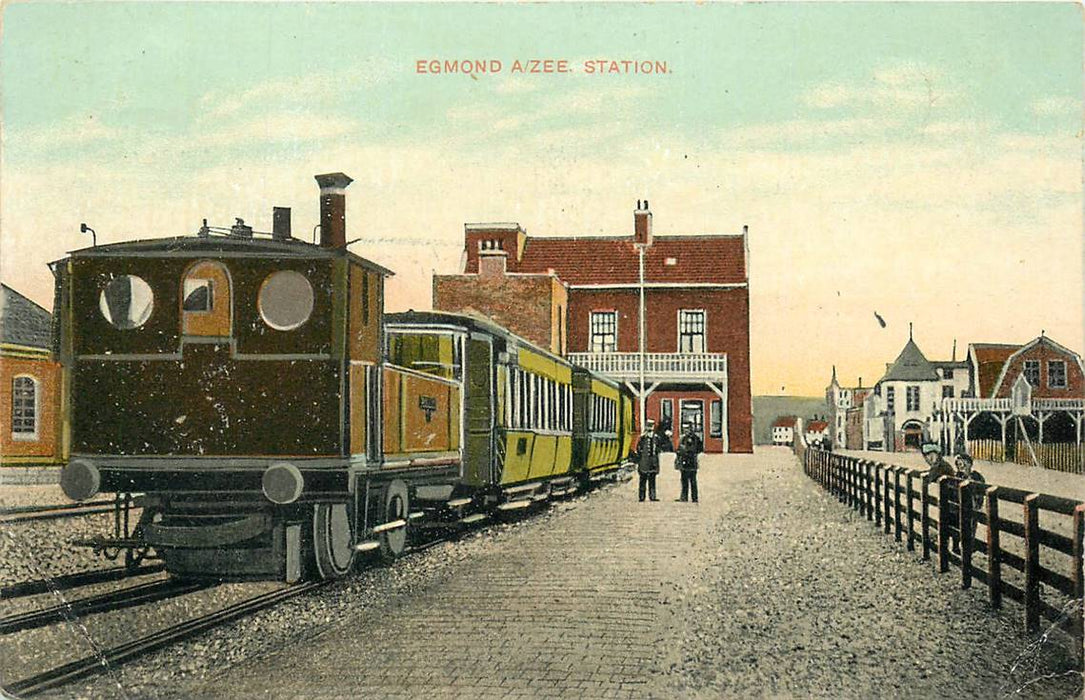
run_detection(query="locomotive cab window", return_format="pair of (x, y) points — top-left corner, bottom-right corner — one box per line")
(182, 261), (232, 338)
(183, 279), (213, 312)
(99, 275), (154, 330)
(258, 270), (314, 331)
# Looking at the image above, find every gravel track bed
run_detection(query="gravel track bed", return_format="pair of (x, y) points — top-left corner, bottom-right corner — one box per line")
(0, 577), (282, 692)
(657, 449), (1082, 699)
(62, 492), (606, 699)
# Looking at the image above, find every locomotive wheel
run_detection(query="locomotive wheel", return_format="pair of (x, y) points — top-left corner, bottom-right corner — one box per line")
(312, 503), (356, 579)
(378, 480), (409, 563)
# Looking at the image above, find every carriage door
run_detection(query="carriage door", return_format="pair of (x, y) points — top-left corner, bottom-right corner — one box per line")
(679, 399), (704, 443)
(181, 261), (232, 340)
(464, 335), (494, 486)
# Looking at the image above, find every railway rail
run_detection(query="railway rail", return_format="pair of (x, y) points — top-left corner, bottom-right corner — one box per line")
(0, 500), (119, 525)
(2, 565), (167, 601)
(0, 578), (212, 635)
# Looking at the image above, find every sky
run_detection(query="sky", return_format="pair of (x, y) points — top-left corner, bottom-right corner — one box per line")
(2, 3), (1082, 396)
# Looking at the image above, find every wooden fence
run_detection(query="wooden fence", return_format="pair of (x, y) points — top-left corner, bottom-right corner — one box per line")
(967, 439), (1085, 475)
(801, 448), (1084, 662)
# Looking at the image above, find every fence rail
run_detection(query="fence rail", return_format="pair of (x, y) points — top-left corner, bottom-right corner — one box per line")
(799, 447), (1084, 663)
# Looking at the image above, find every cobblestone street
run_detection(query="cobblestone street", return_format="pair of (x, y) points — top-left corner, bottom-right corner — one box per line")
(173, 448), (1080, 698)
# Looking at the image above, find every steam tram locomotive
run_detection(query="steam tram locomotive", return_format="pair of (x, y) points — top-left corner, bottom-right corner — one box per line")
(53, 174), (636, 582)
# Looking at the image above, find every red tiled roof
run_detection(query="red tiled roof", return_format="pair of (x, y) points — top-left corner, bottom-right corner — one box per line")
(469, 235), (747, 286)
(971, 343), (1020, 397)
(806, 420), (829, 431)
(772, 416), (798, 428)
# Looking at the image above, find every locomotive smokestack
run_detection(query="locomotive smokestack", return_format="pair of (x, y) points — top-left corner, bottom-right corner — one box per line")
(272, 207), (292, 241)
(315, 172), (353, 248)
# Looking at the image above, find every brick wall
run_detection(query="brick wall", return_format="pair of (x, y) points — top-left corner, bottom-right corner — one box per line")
(432, 273), (563, 354)
(0, 353), (61, 462)
(994, 342), (1083, 399)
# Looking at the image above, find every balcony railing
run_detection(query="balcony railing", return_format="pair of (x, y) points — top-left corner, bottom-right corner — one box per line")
(566, 352), (727, 382)
(940, 397), (1084, 413)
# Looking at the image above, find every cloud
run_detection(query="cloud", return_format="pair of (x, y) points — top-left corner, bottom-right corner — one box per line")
(1030, 95), (1080, 117)
(2, 113), (121, 151)
(802, 62), (954, 114)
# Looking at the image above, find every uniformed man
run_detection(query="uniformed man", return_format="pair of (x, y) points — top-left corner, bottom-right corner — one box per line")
(632, 420), (662, 502)
(675, 423), (703, 503)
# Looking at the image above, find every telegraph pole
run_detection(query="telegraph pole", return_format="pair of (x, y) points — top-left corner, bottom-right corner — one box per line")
(637, 242), (647, 432)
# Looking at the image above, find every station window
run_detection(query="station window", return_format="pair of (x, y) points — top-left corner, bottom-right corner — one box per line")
(678, 310), (706, 354)
(711, 401), (723, 438)
(589, 311), (617, 353)
(886, 386), (895, 412)
(11, 376), (38, 439)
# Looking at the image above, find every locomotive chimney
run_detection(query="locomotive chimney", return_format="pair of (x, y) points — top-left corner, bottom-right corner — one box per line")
(315, 172), (353, 248)
(272, 207), (292, 241)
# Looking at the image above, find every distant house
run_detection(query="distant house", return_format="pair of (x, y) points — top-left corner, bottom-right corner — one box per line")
(772, 416), (799, 446)
(862, 331), (964, 451)
(0, 285), (61, 468)
(939, 335), (1084, 465)
(845, 388), (872, 450)
(805, 419), (829, 446)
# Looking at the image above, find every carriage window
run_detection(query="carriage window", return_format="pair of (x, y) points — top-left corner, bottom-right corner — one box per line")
(12, 376), (38, 439)
(183, 279), (213, 312)
(99, 275), (154, 329)
(259, 271), (314, 331)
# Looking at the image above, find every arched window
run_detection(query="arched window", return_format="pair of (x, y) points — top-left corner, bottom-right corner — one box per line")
(12, 375), (38, 439)
(182, 261), (232, 338)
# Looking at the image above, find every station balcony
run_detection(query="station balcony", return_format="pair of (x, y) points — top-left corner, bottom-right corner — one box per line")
(940, 397), (1085, 414)
(566, 351), (728, 384)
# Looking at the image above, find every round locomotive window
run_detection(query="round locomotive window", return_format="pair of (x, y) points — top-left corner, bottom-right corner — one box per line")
(98, 275), (154, 329)
(258, 271), (314, 331)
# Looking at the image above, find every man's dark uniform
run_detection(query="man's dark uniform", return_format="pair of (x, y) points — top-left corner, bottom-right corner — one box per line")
(924, 447), (961, 552)
(676, 429), (703, 502)
(632, 430), (662, 502)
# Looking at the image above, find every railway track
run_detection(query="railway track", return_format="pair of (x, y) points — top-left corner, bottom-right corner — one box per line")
(0, 501), (119, 525)
(3, 581), (327, 698)
(1, 487), (601, 697)
(0, 578), (212, 635)
(1, 564), (166, 601)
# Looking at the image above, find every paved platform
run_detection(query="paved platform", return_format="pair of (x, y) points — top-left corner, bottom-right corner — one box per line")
(187, 448), (1081, 698)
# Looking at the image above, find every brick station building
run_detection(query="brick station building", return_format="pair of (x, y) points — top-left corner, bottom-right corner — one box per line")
(433, 201), (753, 453)
(0, 284), (61, 470)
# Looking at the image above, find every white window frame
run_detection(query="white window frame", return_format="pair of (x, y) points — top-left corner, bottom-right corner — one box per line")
(11, 374), (40, 441)
(589, 310), (618, 354)
(677, 309), (707, 354)
(1023, 360), (1041, 388)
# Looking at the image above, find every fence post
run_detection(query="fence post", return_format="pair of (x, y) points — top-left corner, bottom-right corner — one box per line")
(920, 475), (931, 561)
(848, 458), (856, 509)
(905, 471), (916, 552)
(883, 465), (892, 535)
(893, 468), (903, 543)
(874, 465), (882, 529)
(938, 477), (950, 573)
(986, 487), (1001, 609)
(1023, 494), (1040, 633)
(959, 479), (973, 589)
(1072, 504), (1084, 662)
(865, 461), (874, 521)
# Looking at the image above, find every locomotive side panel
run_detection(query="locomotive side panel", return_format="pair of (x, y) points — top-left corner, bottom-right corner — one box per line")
(73, 348), (342, 456)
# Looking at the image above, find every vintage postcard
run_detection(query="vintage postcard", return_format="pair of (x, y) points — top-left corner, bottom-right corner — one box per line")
(1, 3), (1082, 698)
